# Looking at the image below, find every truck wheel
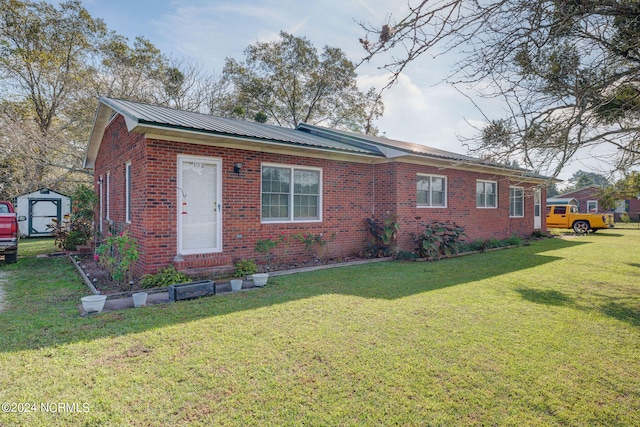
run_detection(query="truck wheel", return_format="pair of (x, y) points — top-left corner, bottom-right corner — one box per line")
(4, 252), (17, 264)
(573, 221), (589, 234)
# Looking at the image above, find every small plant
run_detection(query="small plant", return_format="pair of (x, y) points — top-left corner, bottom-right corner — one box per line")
(139, 266), (189, 289)
(412, 221), (466, 260)
(502, 235), (524, 247)
(364, 214), (400, 257)
(255, 234), (287, 266)
(531, 230), (550, 239)
(294, 232), (335, 260)
(95, 230), (139, 291)
(396, 251), (419, 261)
(234, 259), (257, 278)
(620, 212), (631, 224)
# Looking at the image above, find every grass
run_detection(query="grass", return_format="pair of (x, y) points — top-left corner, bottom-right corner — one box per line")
(0, 232), (638, 426)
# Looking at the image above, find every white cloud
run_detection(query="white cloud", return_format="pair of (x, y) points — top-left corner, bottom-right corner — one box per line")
(359, 73), (483, 155)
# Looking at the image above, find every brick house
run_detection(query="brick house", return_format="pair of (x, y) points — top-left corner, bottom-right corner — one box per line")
(553, 185), (606, 213)
(84, 97), (548, 277)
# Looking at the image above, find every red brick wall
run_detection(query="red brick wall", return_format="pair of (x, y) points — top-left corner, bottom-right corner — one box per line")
(558, 187), (602, 212)
(95, 116), (377, 275)
(94, 115), (545, 277)
(374, 163), (543, 252)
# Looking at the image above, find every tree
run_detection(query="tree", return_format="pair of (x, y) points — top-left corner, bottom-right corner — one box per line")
(599, 171), (640, 210)
(359, 1), (640, 177)
(565, 170), (611, 192)
(0, 0), (108, 198)
(223, 31), (383, 133)
(0, 0), (223, 198)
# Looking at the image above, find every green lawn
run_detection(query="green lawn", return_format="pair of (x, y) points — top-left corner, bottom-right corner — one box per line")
(0, 232), (638, 426)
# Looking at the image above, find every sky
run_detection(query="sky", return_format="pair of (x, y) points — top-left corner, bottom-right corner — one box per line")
(70, 0), (602, 182)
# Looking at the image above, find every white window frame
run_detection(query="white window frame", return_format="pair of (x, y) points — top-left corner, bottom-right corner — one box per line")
(417, 174), (447, 208)
(125, 161), (132, 223)
(476, 180), (498, 209)
(106, 171), (110, 220)
(587, 200), (598, 212)
(509, 187), (524, 218)
(261, 163), (322, 223)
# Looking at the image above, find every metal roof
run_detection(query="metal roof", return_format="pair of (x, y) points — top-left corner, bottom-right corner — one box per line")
(297, 123), (478, 163)
(84, 97), (550, 182)
(98, 97), (383, 156)
(547, 198), (579, 206)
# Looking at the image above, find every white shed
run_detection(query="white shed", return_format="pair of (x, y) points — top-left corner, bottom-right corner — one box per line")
(16, 188), (71, 237)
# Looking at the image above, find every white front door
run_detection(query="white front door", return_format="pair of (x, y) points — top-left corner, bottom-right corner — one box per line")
(177, 156), (222, 255)
(533, 188), (542, 229)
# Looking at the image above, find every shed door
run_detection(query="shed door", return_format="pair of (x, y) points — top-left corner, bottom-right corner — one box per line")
(177, 156), (222, 255)
(29, 199), (61, 236)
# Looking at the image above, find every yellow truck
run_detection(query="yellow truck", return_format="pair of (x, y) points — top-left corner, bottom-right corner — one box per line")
(546, 204), (615, 233)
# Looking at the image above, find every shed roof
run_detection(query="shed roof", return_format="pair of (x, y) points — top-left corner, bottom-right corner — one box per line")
(547, 198), (579, 206)
(84, 97), (549, 182)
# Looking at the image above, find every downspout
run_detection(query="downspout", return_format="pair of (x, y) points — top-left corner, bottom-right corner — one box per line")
(371, 162), (375, 217)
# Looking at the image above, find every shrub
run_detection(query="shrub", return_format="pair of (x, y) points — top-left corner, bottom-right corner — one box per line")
(412, 221), (466, 259)
(502, 235), (524, 247)
(294, 232), (335, 260)
(396, 251), (418, 261)
(620, 212), (631, 224)
(95, 231), (139, 291)
(62, 230), (87, 251)
(234, 259), (257, 277)
(139, 266), (189, 289)
(48, 185), (98, 250)
(364, 214), (399, 257)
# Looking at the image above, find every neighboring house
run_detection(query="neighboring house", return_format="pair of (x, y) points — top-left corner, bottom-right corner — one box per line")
(615, 198), (640, 221)
(84, 97), (548, 277)
(15, 188), (71, 238)
(554, 185), (640, 220)
(554, 186), (605, 213)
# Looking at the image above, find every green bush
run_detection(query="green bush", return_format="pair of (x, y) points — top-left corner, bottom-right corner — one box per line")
(234, 259), (257, 277)
(396, 251), (419, 261)
(62, 230), (87, 250)
(364, 214), (400, 257)
(412, 221), (466, 259)
(139, 266), (189, 289)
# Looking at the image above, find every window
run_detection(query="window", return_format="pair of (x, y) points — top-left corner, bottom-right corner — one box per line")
(125, 162), (132, 223)
(262, 165), (321, 222)
(417, 175), (447, 207)
(509, 187), (524, 217)
(476, 180), (497, 208)
(587, 200), (598, 212)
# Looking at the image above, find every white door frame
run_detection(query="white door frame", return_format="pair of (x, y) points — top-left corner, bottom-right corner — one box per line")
(177, 155), (223, 255)
(533, 188), (542, 229)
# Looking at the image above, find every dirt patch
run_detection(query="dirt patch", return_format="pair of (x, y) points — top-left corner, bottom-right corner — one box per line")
(73, 255), (123, 294)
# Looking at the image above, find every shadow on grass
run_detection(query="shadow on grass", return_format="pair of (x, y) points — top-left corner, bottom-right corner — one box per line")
(516, 286), (640, 328)
(0, 237), (589, 352)
(516, 289), (575, 307)
(600, 300), (640, 327)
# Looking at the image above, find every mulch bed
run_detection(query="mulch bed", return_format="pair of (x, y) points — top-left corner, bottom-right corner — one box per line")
(73, 254), (122, 294)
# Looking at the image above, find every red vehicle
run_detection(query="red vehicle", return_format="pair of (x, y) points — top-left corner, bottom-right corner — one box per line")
(0, 201), (19, 264)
